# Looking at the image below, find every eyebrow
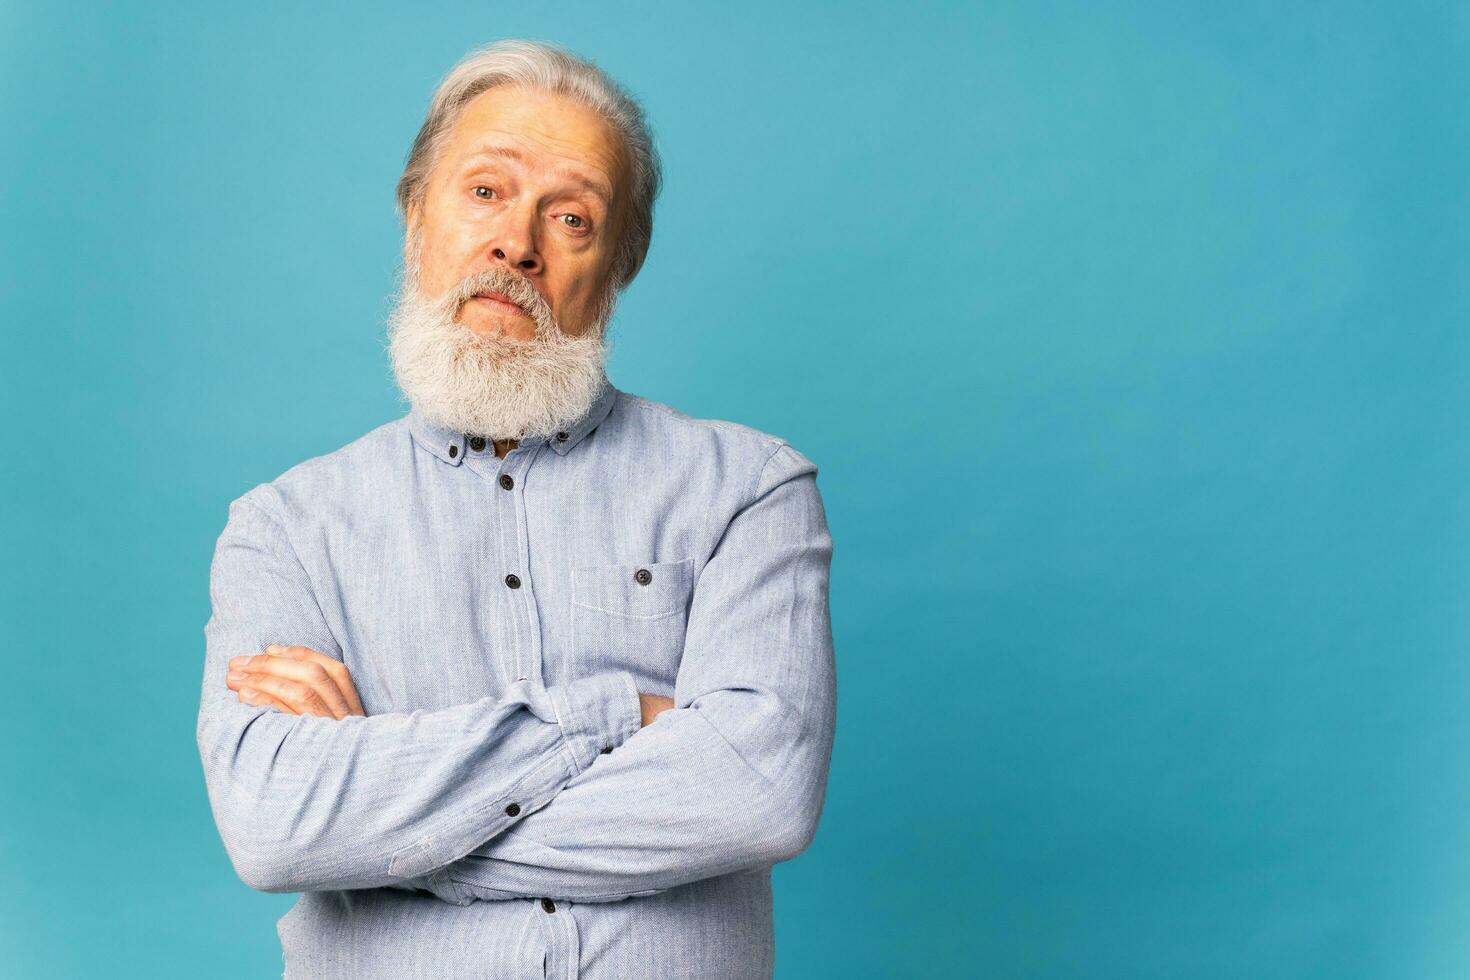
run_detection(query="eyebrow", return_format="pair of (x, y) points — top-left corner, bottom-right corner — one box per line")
(463, 144), (613, 204)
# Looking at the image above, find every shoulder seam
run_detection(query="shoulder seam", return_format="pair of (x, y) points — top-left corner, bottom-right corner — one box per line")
(744, 441), (791, 509)
(617, 393), (789, 453)
(234, 488), (288, 532)
(259, 416), (409, 486)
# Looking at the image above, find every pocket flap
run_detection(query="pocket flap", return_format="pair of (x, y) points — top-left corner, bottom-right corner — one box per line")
(572, 558), (694, 619)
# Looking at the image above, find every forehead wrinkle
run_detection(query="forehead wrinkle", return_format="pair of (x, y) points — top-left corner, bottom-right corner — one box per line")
(462, 142), (614, 205)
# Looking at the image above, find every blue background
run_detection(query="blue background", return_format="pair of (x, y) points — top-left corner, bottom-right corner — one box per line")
(3, 1), (1467, 977)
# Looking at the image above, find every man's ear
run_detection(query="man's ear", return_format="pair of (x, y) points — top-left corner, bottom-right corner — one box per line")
(402, 202), (420, 269)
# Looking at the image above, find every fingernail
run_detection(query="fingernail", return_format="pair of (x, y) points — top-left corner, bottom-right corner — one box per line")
(266, 644), (282, 653)
(227, 670), (246, 681)
(240, 686), (257, 696)
(229, 657), (247, 668)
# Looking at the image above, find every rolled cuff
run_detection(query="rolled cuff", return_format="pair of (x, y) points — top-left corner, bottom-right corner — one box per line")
(548, 670), (642, 776)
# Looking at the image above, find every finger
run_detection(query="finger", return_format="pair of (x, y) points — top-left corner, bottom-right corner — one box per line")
(227, 657), (344, 718)
(274, 645), (366, 717)
(238, 671), (339, 719)
(229, 652), (352, 719)
(237, 684), (299, 715)
(226, 669), (306, 715)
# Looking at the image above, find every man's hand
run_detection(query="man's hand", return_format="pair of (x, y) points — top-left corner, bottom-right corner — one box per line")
(225, 644), (366, 718)
(639, 693), (674, 727)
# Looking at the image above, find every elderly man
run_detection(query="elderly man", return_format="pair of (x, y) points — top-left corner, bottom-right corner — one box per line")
(195, 38), (836, 980)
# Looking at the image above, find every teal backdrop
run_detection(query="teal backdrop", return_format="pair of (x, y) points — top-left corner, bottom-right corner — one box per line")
(2, 2), (1467, 977)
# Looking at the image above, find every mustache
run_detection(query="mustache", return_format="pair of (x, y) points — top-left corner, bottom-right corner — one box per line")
(446, 267), (551, 322)
(398, 236), (616, 343)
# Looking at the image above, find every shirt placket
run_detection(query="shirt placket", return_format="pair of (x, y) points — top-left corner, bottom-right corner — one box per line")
(476, 441), (584, 977)
(476, 439), (548, 687)
(533, 897), (581, 980)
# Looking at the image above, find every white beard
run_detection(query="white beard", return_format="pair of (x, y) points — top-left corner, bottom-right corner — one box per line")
(387, 248), (616, 442)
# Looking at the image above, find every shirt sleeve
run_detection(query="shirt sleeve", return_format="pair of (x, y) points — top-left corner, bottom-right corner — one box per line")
(196, 494), (643, 895)
(427, 443), (837, 905)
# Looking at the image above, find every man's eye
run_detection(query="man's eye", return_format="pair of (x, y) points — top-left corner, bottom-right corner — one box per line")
(473, 186), (497, 200)
(561, 214), (585, 229)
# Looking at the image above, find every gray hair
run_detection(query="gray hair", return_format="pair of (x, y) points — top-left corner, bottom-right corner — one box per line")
(395, 39), (662, 291)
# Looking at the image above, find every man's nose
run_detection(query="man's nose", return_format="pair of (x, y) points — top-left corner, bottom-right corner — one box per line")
(488, 203), (541, 274)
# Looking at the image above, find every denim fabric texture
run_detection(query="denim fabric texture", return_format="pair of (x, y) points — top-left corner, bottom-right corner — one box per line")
(196, 376), (837, 979)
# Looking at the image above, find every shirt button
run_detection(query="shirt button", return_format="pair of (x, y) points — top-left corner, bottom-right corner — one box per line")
(499, 473), (514, 491)
(447, 444), (458, 458)
(634, 568), (652, 585)
(555, 431), (569, 443)
(505, 802), (521, 817)
(505, 573), (521, 589)
(541, 898), (557, 913)
(469, 436), (487, 452)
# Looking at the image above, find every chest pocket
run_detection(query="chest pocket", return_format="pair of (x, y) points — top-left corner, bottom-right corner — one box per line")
(571, 557), (695, 692)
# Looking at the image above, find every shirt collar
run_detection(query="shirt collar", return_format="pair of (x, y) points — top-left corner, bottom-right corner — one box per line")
(406, 374), (618, 466)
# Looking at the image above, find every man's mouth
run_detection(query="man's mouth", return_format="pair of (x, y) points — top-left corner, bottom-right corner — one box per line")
(471, 292), (526, 316)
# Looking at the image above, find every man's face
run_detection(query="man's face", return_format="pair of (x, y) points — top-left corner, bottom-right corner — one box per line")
(405, 84), (626, 342)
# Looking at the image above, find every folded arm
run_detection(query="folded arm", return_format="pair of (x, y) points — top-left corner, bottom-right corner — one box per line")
(196, 494), (643, 895)
(431, 443), (837, 904)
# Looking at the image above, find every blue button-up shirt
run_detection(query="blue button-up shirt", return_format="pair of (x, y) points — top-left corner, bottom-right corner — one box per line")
(196, 376), (836, 979)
